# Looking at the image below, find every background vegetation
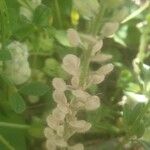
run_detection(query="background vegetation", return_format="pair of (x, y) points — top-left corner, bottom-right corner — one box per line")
(0, 0), (150, 149)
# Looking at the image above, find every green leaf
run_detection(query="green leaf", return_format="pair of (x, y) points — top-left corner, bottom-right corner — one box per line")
(54, 30), (70, 47)
(0, 114), (27, 150)
(0, 73), (12, 86)
(0, 0), (11, 43)
(33, 4), (52, 27)
(123, 104), (146, 137)
(131, 103), (145, 123)
(131, 121), (145, 138)
(123, 104), (132, 125)
(20, 82), (50, 96)
(15, 21), (34, 39)
(9, 92), (26, 114)
(0, 50), (11, 61)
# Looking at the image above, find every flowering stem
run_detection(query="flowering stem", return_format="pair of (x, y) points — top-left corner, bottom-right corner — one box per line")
(80, 49), (91, 87)
(90, 2), (106, 35)
(80, 4), (106, 87)
(0, 134), (15, 150)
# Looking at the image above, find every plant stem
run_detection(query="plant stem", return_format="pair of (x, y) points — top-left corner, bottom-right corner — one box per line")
(0, 122), (30, 129)
(54, 0), (63, 28)
(0, 134), (15, 150)
(80, 4), (106, 87)
(90, 3), (105, 35)
(80, 49), (91, 87)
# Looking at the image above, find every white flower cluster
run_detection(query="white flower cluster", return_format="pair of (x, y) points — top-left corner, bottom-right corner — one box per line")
(5, 41), (31, 85)
(44, 29), (114, 150)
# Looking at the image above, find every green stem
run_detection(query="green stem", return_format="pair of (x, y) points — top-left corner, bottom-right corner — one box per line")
(0, 134), (15, 150)
(54, 0), (63, 28)
(80, 49), (91, 87)
(0, 0), (10, 48)
(0, 122), (30, 129)
(80, 4), (106, 87)
(90, 3), (106, 35)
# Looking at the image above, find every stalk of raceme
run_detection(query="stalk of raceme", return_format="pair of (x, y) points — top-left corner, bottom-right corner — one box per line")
(44, 23), (118, 150)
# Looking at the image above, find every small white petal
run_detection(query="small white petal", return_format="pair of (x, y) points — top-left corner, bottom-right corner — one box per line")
(85, 96), (100, 111)
(52, 108), (66, 121)
(53, 90), (67, 104)
(55, 137), (68, 147)
(67, 29), (81, 47)
(56, 125), (64, 137)
(101, 22), (119, 37)
(89, 74), (105, 85)
(44, 127), (54, 138)
(72, 90), (89, 102)
(91, 40), (103, 56)
(46, 139), (56, 150)
(71, 76), (80, 89)
(62, 54), (80, 76)
(69, 120), (91, 133)
(96, 64), (114, 76)
(91, 54), (112, 63)
(46, 115), (59, 129)
(57, 103), (70, 114)
(52, 78), (66, 91)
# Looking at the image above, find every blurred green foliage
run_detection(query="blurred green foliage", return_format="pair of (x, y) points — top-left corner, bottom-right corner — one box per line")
(0, 0), (150, 149)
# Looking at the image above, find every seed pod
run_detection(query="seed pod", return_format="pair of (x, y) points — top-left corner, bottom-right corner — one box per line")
(96, 63), (114, 76)
(72, 90), (89, 102)
(91, 40), (103, 56)
(46, 115), (60, 130)
(62, 54), (80, 76)
(69, 120), (91, 133)
(67, 29), (81, 47)
(101, 22), (119, 37)
(52, 78), (67, 91)
(91, 54), (112, 63)
(89, 74), (105, 85)
(71, 76), (80, 89)
(52, 108), (66, 121)
(85, 96), (100, 111)
(53, 90), (67, 104)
